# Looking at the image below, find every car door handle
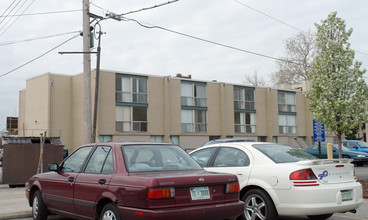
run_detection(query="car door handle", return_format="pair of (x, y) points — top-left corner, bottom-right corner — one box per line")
(68, 177), (74, 182)
(99, 179), (106, 185)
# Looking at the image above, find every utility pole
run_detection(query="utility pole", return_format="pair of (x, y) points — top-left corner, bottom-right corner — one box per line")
(83, 0), (92, 144)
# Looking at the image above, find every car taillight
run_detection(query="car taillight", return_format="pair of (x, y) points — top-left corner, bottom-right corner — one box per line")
(147, 187), (175, 199)
(226, 183), (240, 193)
(290, 169), (319, 187)
(290, 169), (317, 180)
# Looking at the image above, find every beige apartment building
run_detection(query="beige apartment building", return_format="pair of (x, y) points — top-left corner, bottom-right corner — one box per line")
(18, 70), (336, 152)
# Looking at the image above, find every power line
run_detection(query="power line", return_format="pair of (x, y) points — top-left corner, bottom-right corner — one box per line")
(233, 0), (368, 57)
(121, 17), (302, 66)
(0, 9), (82, 17)
(233, 0), (307, 34)
(0, 0), (22, 26)
(0, 0), (17, 23)
(0, 0), (35, 37)
(0, 33), (80, 78)
(122, 0), (180, 16)
(0, 31), (81, 46)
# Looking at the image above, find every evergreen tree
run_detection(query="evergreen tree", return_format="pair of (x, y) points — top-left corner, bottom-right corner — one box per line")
(306, 12), (368, 158)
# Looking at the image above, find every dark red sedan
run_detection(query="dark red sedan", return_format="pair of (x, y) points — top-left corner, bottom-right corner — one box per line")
(26, 143), (244, 220)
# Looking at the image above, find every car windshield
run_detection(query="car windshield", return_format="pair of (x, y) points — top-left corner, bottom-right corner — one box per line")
(356, 141), (368, 148)
(253, 144), (317, 163)
(122, 144), (203, 172)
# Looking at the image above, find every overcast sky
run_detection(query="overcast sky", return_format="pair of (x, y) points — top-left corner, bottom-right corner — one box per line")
(0, 0), (367, 131)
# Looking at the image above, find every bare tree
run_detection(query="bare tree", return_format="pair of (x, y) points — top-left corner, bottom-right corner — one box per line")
(243, 71), (266, 87)
(271, 31), (316, 87)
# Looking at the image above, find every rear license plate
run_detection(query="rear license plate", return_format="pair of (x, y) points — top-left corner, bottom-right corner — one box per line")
(190, 186), (210, 200)
(341, 191), (352, 202)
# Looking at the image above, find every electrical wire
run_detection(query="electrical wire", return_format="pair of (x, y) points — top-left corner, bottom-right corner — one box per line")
(0, 31), (81, 46)
(121, 17), (302, 66)
(122, 0), (180, 16)
(0, 33), (81, 78)
(0, 9), (82, 17)
(0, 0), (35, 37)
(233, 0), (307, 34)
(0, 0), (22, 26)
(233, 0), (368, 56)
(0, 0), (17, 24)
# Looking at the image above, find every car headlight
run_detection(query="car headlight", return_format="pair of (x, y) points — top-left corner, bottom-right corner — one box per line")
(356, 155), (367, 158)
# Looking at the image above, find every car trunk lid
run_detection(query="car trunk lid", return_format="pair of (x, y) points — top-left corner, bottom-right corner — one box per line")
(132, 170), (239, 208)
(297, 159), (356, 184)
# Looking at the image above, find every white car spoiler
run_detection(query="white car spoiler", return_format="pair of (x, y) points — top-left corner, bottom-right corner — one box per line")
(296, 159), (353, 165)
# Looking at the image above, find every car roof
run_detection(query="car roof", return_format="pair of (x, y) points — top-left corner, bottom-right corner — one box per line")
(203, 138), (256, 146)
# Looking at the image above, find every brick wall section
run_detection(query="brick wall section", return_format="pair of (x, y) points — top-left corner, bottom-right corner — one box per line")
(357, 179), (368, 199)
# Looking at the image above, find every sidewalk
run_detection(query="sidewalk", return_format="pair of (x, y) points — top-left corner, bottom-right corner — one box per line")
(0, 185), (31, 220)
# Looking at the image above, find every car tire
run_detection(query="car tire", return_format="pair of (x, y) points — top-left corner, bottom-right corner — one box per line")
(241, 188), (277, 220)
(32, 190), (48, 220)
(307, 213), (333, 220)
(100, 202), (122, 220)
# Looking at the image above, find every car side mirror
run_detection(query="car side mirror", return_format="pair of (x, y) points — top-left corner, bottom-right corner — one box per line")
(48, 163), (59, 172)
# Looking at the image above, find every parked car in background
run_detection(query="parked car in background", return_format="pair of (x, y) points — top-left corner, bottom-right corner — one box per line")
(202, 138), (255, 146)
(342, 140), (368, 153)
(190, 142), (363, 220)
(304, 144), (368, 166)
(26, 143), (244, 220)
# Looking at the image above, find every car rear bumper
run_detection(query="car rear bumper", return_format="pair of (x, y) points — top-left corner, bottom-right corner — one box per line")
(274, 182), (363, 216)
(117, 200), (244, 220)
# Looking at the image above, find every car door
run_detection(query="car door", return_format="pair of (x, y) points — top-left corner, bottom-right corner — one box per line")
(73, 145), (114, 217)
(43, 146), (94, 214)
(204, 146), (252, 188)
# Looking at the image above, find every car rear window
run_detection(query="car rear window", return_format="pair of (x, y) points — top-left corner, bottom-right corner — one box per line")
(253, 144), (317, 163)
(122, 144), (203, 172)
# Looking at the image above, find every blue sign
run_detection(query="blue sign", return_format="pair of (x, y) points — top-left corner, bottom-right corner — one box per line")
(313, 120), (325, 142)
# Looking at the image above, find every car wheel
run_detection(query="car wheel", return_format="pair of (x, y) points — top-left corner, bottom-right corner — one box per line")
(307, 213), (333, 220)
(241, 189), (277, 220)
(32, 190), (48, 220)
(101, 203), (122, 220)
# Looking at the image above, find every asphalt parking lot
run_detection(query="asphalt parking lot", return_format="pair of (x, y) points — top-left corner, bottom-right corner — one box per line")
(1, 166), (368, 220)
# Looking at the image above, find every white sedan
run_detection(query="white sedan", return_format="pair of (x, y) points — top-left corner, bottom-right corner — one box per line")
(189, 142), (363, 220)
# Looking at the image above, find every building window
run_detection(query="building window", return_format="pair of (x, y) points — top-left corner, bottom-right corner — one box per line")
(234, 86), (256, 133)
(234, 112), (256, 133)
(98, 135), (112, 142)
(170, 136), (179, 145)
(272, 136), (278, 143)
(116, 106), (147, 132)
(181, 109), (207, 133)
(278, 91), (296, 112)
(278, 91), (296, 134)
(115, 74), (148, 133)
(181, 81), (207, 133)
(279, 114), (296, 134)
(181, 82), (206, 107)
(116, 75), (147, 103)
(150, 136), (163, 143)
(234, 87), (255, 110)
